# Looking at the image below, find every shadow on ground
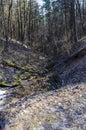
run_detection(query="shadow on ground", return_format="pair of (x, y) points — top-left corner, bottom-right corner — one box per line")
(0, 111), (8, 130)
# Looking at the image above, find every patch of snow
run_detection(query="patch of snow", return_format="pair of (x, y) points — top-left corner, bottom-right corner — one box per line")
(0, 90), (6, 110)
(0, 90), (6, 99)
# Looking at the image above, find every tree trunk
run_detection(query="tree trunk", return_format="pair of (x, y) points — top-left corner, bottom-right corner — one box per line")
(69, 0), (77, 43)
(1, 0), (8, 51)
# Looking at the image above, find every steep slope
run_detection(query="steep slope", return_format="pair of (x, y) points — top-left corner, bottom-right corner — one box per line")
(59, 45), (86, 85)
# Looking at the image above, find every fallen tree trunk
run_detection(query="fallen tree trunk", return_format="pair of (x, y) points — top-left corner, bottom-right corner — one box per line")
(65, 46), (86, 65)
(1, 60), (42, 76)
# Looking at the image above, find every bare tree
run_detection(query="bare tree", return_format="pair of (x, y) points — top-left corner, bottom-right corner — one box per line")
(69, 0), (77, 42)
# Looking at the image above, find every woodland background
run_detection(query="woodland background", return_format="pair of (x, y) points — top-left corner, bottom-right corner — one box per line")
(0, 0), (86, 56)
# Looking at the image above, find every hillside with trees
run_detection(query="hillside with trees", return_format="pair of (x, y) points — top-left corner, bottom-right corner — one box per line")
(0, 0), (86, 130)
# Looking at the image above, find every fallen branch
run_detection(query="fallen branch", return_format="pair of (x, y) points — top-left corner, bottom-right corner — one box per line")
(0, 81), (20, 88)
(1, 60), (42, 75)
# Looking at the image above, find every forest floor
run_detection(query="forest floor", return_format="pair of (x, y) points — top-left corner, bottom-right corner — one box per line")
(0, 38), (86, 130)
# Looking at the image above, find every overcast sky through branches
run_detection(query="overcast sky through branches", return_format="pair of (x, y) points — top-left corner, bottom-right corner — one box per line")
(37, 0), (43, 6)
